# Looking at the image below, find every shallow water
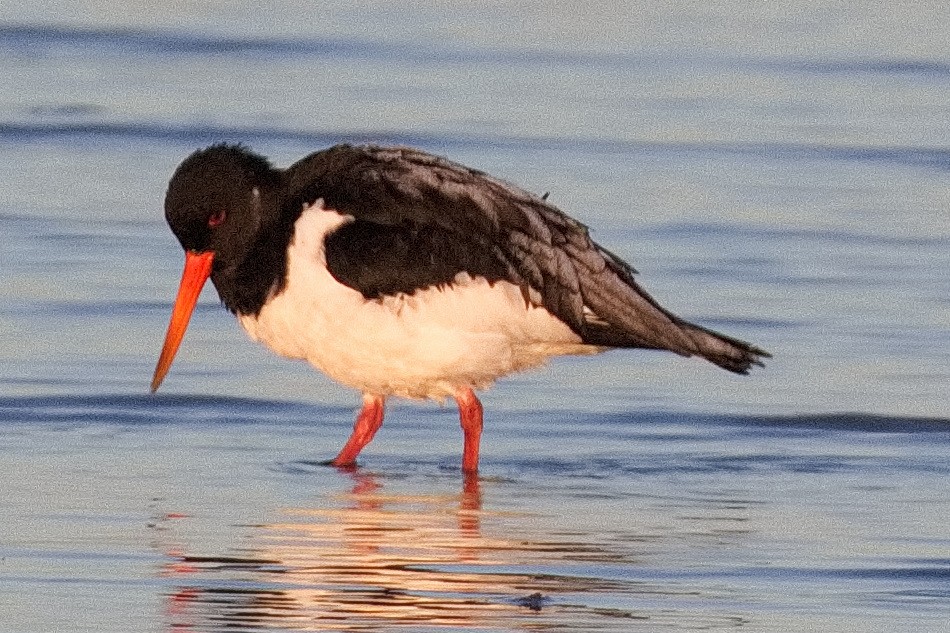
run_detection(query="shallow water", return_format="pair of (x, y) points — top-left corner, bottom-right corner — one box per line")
(3, 396), (948, 632)
(1, 2), (949, 631)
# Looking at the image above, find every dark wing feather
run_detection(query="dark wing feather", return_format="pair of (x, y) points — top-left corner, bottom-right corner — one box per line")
(322, 219), (510, 299)
(283, 144), (770, 373)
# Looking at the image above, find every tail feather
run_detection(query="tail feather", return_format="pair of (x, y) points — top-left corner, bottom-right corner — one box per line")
(677, 320), (771, 374)
(565, 236), (770, 373)
(576, 262), (771, 373)
(584, 316), (770, 374)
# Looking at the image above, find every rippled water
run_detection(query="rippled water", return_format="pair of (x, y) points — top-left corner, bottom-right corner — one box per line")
(3, 396), (948, 632)
(2, 3), (949, 631)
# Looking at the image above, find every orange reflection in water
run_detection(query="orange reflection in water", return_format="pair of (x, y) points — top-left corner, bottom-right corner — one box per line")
(153, 468), (754, 631)
(155, 472), (556, 632)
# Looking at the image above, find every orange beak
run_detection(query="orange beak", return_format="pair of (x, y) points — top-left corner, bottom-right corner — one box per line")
(150, 250), (215, 392)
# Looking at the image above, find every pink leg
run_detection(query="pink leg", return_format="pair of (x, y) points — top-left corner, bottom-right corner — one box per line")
(456, 387), (483, 473)
(331, 394), (385, 467)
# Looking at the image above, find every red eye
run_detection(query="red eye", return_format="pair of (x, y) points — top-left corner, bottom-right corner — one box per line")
(208, 210), (226, 228)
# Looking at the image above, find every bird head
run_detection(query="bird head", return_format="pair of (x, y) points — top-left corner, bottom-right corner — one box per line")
(151, 144), (277, 392)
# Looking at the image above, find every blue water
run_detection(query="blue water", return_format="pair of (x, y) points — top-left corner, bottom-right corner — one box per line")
(1, 3), (949, 632)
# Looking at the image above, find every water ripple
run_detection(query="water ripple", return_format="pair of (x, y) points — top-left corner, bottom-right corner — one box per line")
(2, 393), (947, 432)
(4, 23), (950, 80)
(3, 120), (950, 173)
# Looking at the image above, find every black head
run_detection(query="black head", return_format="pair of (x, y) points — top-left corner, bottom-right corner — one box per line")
(164, 144), (279, 269)
(152, 145), (286, 392)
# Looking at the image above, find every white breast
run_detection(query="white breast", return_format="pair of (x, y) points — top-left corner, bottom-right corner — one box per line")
(238, 203), (602, 401)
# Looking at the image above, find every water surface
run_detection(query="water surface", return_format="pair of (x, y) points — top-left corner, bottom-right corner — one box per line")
(1, 2), (948, 631)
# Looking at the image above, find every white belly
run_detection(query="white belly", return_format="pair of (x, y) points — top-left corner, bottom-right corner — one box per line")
(238, 205), (601, 400)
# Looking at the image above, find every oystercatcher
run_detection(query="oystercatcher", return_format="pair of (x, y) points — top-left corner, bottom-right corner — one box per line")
(151, 144), (770, 472)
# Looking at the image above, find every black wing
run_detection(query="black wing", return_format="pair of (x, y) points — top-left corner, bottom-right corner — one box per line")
(322, 219), (510, 299)
(282, 144), (770, 373)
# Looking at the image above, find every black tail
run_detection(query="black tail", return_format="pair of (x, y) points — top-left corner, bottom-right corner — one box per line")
(576, 254), (771, 374)
(674, 320), (771, 374)
(584, 316), (770, 374)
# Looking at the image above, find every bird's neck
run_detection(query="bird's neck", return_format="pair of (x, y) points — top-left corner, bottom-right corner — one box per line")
(213, 186), (304, 317)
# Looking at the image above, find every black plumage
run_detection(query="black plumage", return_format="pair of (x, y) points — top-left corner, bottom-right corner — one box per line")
(323, 220), (510, 299)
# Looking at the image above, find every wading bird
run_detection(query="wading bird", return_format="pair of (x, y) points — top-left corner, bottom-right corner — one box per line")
(151, 144), (769, 472)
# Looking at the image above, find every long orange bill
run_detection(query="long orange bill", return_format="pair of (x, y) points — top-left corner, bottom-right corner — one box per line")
(150, 250), (215, 393)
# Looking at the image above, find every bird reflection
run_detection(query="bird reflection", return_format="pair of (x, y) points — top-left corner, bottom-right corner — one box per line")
(152, 468), (753, 631)
(154, 470), (524, 632)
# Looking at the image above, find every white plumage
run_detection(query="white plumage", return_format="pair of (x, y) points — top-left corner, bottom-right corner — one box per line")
(239, 202), (603, 401)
